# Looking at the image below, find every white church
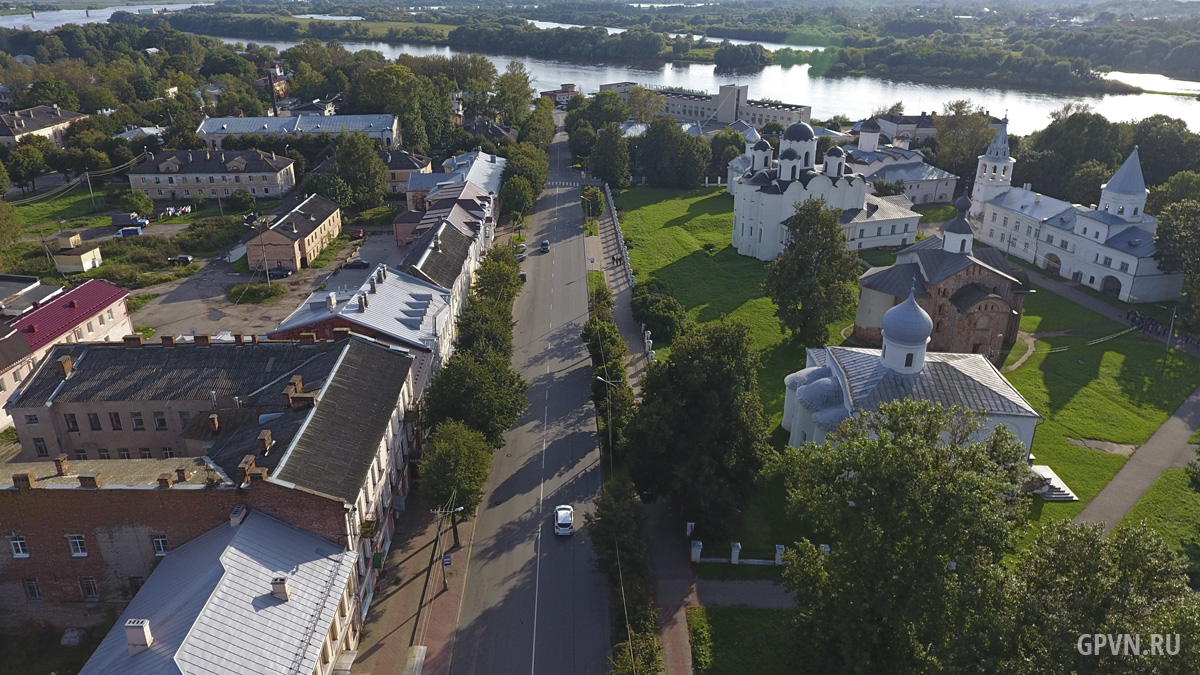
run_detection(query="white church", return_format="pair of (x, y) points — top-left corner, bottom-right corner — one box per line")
(970, 119), (1183, 302)
(729, 122), (920, 261)
(783, 293), (1041, 451)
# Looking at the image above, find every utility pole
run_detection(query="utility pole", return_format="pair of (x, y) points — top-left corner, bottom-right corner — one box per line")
(84, 171), (95, 208)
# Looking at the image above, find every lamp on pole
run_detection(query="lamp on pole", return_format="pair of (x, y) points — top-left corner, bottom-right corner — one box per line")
(581, 192), (598, 225)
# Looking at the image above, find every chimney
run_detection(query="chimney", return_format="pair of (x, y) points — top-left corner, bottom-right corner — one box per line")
(332, 327), (352, 341)
(358, 295), (367, 312)
(380, 267), (387, 280)
(257, 429), (273, 454)
(78, 472), (100, 488)
(54, 454), (70, 476)
(288, 375), (303, 393)
(124, 335), (144, 348)
(229, 503), (247, 527)
(68, 300), (77, 309)
(233, 333), (244, 346)
(271, 576), (291, 601)
(376, 270), (384, 284)
(251, 335), (260, 345)
(125, 619), (154, 656)
(194, 334), (211, 347)
(281, 384), (295, 407)
(248, 467), (268, 481)
(326, 293), (337, 312)
(298, 332), (317, 346)
(12, 472), (33, 489)
(176, 467), (193, 483)
(57, 355), (73, 377)
(370, 278), (377, 293)
(157, 473), (174, 489)
(237, 455), (256, 484)
(291, 392), (317, 409)
(161, 335), (175, 347)
(207, 413), (219, 432)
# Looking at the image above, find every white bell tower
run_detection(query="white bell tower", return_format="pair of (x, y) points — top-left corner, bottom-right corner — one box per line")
(969, 117), (1015, 220)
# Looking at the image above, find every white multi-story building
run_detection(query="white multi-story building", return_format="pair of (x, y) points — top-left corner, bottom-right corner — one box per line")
(970, 119), (1183, 302)
(600, 82), (810, 127)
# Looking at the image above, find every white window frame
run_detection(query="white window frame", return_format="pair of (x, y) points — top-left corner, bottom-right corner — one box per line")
(9, 535), (29, 558)
(66, 534), (87, 557)
(153, 535), (169, 556)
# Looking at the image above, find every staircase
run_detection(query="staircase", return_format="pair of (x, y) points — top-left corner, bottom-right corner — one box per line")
(1031, 465), (1078, 501)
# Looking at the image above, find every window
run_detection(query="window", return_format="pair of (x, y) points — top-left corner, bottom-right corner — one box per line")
(109, 412), (122, 430)
(73, 328), (83, 341)
(1083, 227), (1088, 235)
(25, 414), (38, 424)
(131, 412), (144, 431)
(263, 187), (270, 195)
(991, 212), (996, 222)
(859, 229), (865, 239)
(1134, 207), (1139, 215)
(1046, 235), (1054, 244)
(1103, 256), (1113, 267)
(34, 438), (48, 457)
(162, 447), (175, 458)
(157, 190), (162, 197)
(1059, 239), (1068, 250)
(1119, 262), (1130, 272)
(179, 411), (192, 427)
(74, 450), (86, 460)
(9, 535), (29, 558)
(80, 576), (99, 601)
(988, 228), (994, 238)
(87, 413), (101, 431)
(98, 449), (110, 459)
(66, 535), (86, 557)
(1003, 217), (1008, 226)
(140, 177), (146, 184)
(1118, 206), (1125, 215)
(904, 353), (914, 368)
(139, 448), (151, 459)
(152, 535), (169, 556)
(153, 411), (167, 431)
(876, 227), (882, 236)
(107, 309), (114, 321)
(98, 314), (105, 327)
(890, 225), (896, 235)
(1000, 234), (1005, 243)
(86, 321), (94, 334)
(24, 579), (41, 601)
(1026, 226), (1032, 236)
(1024, 242), (1030, 252)
(118, 449), (131, 459)
(129, 576), (145, 595)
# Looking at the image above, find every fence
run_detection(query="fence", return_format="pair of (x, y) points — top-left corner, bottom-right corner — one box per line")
(601, 181), (634, 286)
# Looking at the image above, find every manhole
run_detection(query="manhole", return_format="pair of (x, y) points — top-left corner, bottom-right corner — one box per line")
(505, 453), (512, 458)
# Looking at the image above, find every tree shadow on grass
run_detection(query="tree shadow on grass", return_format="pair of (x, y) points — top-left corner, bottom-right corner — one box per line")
(645, 247), (767, 326)
(657, 190), (735, 230)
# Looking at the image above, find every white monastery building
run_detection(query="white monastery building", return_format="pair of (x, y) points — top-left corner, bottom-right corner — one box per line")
(729, 122), (920, 260)
(970, 119), (1183, 302)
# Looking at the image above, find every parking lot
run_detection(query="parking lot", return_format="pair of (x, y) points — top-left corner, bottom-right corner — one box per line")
(129, 228), (407, 338)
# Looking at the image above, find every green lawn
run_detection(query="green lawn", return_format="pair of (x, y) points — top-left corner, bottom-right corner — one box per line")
(1006, 284), (1200, 525)
(686, 607), (797, 675)
(229, 12), (456, 37)
(15, 184), (126, 231)
(308, 235), (350, 269)
(912, 202), (957, 223)
(587, 270), (606, 298)
(126, 293), (159, 313)
(227, 282), (288, 304)
(859, 246), (898, 268)
(692, 562), (784, 581)
(1191, 428), (1200, 444)
(1121, 469), (1200, 552)
(346, 205), (402, 230)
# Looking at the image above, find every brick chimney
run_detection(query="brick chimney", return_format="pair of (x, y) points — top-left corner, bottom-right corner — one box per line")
(281, 384), (295, 407)
(237, 455), (256, 483)
(249, 467), (268, 481)
(207, 413), (219, 432)
(290, 392), (318, 409)
(333, 327), (352, 341)
(125, 619), (154, 656)
(233, 333), (244, 346)
(57, 355), (73, 377)
(12, 472), (34, 489)
(53, 454), (70, 476)
(157, 473), (174, 489)
(161, 335), (175, 347)
(176, 467), (192, 482)
(271, 576), (290, 601)
(299, 332), (317, 346)
(124, 335), (144, 348)
(288, 375), (303, 393)
(78, 472), (101, 488)
(194, 334), (211, 347)
(257, 429), (272, 454)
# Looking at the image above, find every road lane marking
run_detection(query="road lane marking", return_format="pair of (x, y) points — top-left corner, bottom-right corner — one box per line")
(531, 392), (549, 674)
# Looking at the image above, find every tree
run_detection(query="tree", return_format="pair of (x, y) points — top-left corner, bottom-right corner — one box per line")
(872, 178), (906, 196)
(301, 173), (354, 207)
(932, 99), (996, 180)
(762, 199), (861, 345)
(421, 420), (493, 515)
(587, 123), (629, 187)
(626, 319), (770, 535)
(708, 127), (744, 177)
(760, 121), (785, 137)
(568, 120), (597, 160)
(120, 191), (154, 218)
(627, 85), (665, 124)
(1062, 159), (1111, 206)
(333, 132), (387, 210)
(499, 175), (534, 218)
(0, 160), (10, 194)
(0, 201), (20, 248)
(455, 296), (515, 359)
(227, 189), (256, 213)
(869, 101), (905, 119)
(22, 79), (80, 112)
(520, 98), (555, 151)
(1148, 170), (1200, 215)
(1154, 200), (1200, 293)
(586, 90), (629, 129)
(421, 351), (528, 448)
(581, 185), (605, 220)
(778, 400), (1033, 673)
(501, 142), (549, 194)
(473, 246), (522, 306)
(494, 60), (534, 128)
(7, 145), (47, 192)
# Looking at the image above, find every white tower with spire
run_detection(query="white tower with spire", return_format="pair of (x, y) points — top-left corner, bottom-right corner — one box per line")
(969, 117), (1015, 220)
(1098, 146), (1148, 223)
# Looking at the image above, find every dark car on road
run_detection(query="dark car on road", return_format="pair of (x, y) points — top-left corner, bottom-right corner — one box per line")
(343, 259), (371, 269)
(167, 255), (194, 265)
(540, 240), (550, 253)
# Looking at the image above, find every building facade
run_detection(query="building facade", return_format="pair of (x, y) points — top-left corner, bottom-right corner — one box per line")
(128, 149), (296, 201)
(846, 121), (958, 205)
(51, 232), (103, 273)
(970, 120), (1183, 302)
(0, 105), (87, 148)
(600, 82), (811, 127)
(245, 195), (342, 272)
(196, 114), (398, 149)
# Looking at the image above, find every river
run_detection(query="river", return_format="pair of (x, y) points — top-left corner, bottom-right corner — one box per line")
(3, 5), (1197, 135)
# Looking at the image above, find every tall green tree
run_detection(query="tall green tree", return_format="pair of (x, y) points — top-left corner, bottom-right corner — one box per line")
(7, 145), (47, 192)
(626, 319), (770, 535)
(780, 401), (1032, 673)
(932, 99), (996, 180)
(22, 79), (80, 111)
(501, 142), (549, 193)
(587, 123), (629, 187)
(301, 173), (354, 207)
(626, 85), (665, 124)
(708, 127), (744, 177)
(421, 420), (493, 515)
(568, 120), (597, 160)
(473, 245), (522, 306)
(1062, 158), (1112, 207)
(333, 132), (387, 210)
(0, 200), (20, 248)
(586, 90), (629, 129)
(872, 178), (906, 197)
(0, 159), (10, 195)
(520, 98), (555, 151)
(454, 296), (515, 360)
(120, 191), (154, 218)
(1153, 199), (1200, 301)
(1147, 170), (1200, 215)
(494, 60), (534, 128)
(421, 351), (528, 448)
(762, 199), (861, 345)
(499, 175), (534, 218)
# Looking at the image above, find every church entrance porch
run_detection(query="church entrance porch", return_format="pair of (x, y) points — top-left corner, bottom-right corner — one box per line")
(1043, 252), (1062, 275)
(1101, 275), (1123, 297)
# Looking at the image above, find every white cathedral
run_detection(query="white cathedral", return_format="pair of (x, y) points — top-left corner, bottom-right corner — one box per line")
(729, 122), (921, 261)
(969, 119), (1183, 302)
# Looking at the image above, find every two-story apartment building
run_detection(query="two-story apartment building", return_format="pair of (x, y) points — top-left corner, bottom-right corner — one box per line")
(127, 149), (297, 201)
(0, 105), (88, 148)
(245, 194), (342, 272)
(1, 335), (418, 632)
(196, 114), (398, 149)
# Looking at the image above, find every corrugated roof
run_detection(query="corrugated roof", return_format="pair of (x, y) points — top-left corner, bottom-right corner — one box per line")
(78, 511), (356, 675)
(987, 187), (1075, 222)
(196, 114), (395, 137)
(840, 194), (919, 225)
(949, 283), (1003, 314)
(859, 263), (930, 298)
(399, 222), (474, 289)
(0, 105), (86, 136)
(263, 194), (340, 242)
(129, 149), (293, 175)
(868, 162), (958, 183)
(9, 280), (127, 352)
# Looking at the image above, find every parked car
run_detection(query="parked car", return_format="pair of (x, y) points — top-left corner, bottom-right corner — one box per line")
(540, 240), (550, 253)
(266, 268), (293, 279)
(112, 213), (149, 227)
(515, 253), (527, 262)
(554, 505), (574, 536)
(114, 225), (144, 240)
(517, 243), (527, 253)
(343, 259), (370, 270)
(519, 271), (527, 283)
(167, 254), (194, 265)
(350, 229), (367, 240)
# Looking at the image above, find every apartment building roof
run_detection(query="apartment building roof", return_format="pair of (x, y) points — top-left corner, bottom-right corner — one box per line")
(399, 222), (474, 289)
(0, 273), (63, 318)
(78, 511), (356, 675)
(196, 114), (395, 137)
(264, 194), (340, 242)
(381, 149), (431, 171)
(8, 280), (127, 352)
(0, 105), (86, 136)
(129, 149), (294, 175)
(5, 456), (215, 489)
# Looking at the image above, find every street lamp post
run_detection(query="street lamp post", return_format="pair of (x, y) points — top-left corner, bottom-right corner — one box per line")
(431, 503), (464, 592)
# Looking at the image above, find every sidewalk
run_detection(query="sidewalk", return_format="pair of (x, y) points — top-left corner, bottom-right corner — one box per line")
(352, 490), (477, 675)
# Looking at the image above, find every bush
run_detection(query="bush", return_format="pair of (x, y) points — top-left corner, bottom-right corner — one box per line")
(227, 189), (256, 213)
(120, 191), (154, 218)
(226, 282), (287, 304)
(631, 281), (687, 344)
(171, 217), (242, 256)
(687, 607), (715, 674)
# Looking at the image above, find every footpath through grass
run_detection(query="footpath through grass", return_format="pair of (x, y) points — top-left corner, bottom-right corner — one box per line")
(687, 607), (797, 675)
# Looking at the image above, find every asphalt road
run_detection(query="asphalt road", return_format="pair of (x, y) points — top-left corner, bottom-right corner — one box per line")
(448, 126), (611, 674)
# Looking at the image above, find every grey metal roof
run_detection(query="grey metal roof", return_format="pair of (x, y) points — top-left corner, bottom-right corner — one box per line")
(987, 187), (1075, 222)
(78, 511), (356, 675)
(860, 263), (931, 298)
(845, 145), (923, 165)
(984, 118), (1010, 159)
(431, 149), (506, 196)
(274, 339), (412, 502)
(950, 283), (1004, 314)
(265, 194), (341, 242)
(1103, 225), (1157, 257)
(272, 264), (451, 352)
(840, 194), (919, 225)
(399, 222), (474, 290)
(881, 293), (933, 345)
(868, 162), (958, 183)
(1102, 146), (1146, 196)
(823, 346), (1039, 418)
(196, 114), (396, 137)
(0, 105), (86, 136)
(129, 149), (293, 176)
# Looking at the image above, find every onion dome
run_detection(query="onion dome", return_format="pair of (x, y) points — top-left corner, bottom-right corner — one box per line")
(779, 146), (800, 161)
(783, 122), (816, 142)
(825, 145), (845, 157)
(752, 138), (772, 152)
(881, 293), (933, 346)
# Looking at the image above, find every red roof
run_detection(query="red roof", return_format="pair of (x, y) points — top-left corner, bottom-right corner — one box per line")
(10, 280), (129, 352)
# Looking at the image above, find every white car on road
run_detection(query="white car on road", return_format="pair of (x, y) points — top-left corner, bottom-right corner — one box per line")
(554, 505), (574, 536)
